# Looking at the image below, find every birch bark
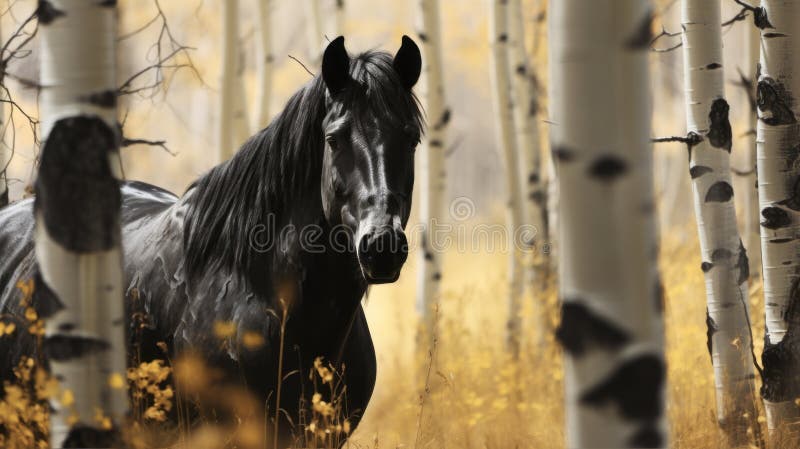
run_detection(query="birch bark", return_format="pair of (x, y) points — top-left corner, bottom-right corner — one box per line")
(37, 0), (128, 446)
(415, 0), (448, 343)
(489, 0), (524, 356)
(743, 15), (761, 279)
(550, 0), (666, 446)
(219, 0), (237, 160)
(256, 0), (273, 129)
(755, 0), (800, 437)
(680, 0), (760, 445)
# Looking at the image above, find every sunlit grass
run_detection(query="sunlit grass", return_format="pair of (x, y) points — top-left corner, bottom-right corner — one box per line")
(0, 223), (793, 448)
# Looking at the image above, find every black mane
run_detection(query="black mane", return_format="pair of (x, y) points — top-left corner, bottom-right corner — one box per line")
(182, 50), (424, 285)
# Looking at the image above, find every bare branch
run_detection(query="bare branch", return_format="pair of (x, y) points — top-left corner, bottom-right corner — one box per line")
(652, 132), (703, 146)
(287, 55), (315, 77)
(116, 0), (205, 99)
(121, 137), (176, 156)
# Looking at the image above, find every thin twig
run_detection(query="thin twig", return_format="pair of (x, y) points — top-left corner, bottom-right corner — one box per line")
(288, 54), (315, 77)
(121, 137), (176, 156)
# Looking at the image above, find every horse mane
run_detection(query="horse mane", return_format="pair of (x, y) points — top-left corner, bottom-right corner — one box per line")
(182, 50), (424, 286)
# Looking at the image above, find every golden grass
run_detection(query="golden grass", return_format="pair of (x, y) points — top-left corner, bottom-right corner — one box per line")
(349, 224), (769, 449)
(0, 224), (792, 448)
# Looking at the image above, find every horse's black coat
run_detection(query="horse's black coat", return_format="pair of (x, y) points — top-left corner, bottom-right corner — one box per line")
(0, 36), (423, 446)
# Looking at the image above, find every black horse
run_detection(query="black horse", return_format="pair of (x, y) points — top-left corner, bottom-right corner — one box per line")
(0, 36), (422, 445)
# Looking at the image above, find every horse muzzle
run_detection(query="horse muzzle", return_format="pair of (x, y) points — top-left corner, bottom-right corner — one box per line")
(357, 227), (408, 284)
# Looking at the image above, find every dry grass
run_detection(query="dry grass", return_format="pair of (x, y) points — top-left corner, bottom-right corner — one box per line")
(0, 224), (794, 448)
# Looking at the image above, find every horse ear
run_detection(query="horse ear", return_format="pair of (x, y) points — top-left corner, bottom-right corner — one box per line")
(393, 35), (421, 89)
(322, 36), (350, 95)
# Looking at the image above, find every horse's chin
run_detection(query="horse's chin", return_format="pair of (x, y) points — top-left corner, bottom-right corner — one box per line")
(361, 267), (402, 285)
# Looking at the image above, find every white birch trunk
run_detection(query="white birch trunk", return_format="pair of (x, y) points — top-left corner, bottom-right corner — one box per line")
(680, 0), (760, 445)
(755, 0), (800, 437)
(305, 0), (324, 65)
(232, 43), (250, 144)
(219, 0), (238, 161)
(256, 0), (273, 129)
(333, 0), (345, 37)
(0, 16), (6, 209)
(549, 0), (666, 446)
(37, 1), (128, 446)
(507, 0), (546, 345)
(415, 0), (448, 343)
(743, 17), (761, 279)
(489, 0), (524, 356)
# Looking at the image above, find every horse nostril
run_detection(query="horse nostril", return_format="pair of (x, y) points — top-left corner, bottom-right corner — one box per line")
(358, 230), (408, 279)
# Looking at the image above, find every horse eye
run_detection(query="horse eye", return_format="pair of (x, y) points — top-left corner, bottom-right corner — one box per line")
(326, 135), (339, 151)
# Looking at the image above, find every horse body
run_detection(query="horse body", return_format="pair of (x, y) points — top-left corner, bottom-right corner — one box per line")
(0, 36), (422, 446)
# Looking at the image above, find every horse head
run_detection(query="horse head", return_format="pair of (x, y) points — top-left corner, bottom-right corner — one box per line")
(318, 36), (423, 284)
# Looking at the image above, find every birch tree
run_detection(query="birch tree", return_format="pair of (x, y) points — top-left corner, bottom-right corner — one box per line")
(680, 0), (759, 444)
(489, 0), (524, 356)
(219, 0), (238, 160)
(416, 0), (448, 343)
(232, 43), (250, 144)
(754, 0), (800, 436)
(256, 0), (273, 129)
(550, 0), (666, 446)
(305, 0), (324, 65)
(507, 0), (547, 335)
(742, 17), (760, 278)
(37, 0), (128, 446)
(333, 0), (345, 37)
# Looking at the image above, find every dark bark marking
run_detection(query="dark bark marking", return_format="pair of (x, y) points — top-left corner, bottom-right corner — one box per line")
(763, 32), (787, 39)
(498, 33), (508, 43)
(37, 0), (65, 24)
(417, 32), (428, 42)
(757, 77), (797, 126)
(35, 116), (121, 252)
(529, 190), (545, 205)
(770, 238), (795, 244)
(736, 240), (749, 285)
(706, 311), (718, 360)
(98, 0), (117, 6)
(432, 272), (441, 281)
(624, 11), (653, 50)
(44, 334), (111, 361)
(761, 206), (791, 229)
(705, 63), (722, 70)
(701, 261), (714, 273)
(711, 248), (732, 261)
(555, 302), (630, 356)
(685, 132), (704, 161)
(429, 139), (443, 147)
(79, 89), (117, 109)
(628, 425), (663, 448)
(439, 108), (451, 127)
(753, 7), (772, 29)
(705, 181), (733, 203)
(580, 354), (664, 420)
(707, 99), (732, 152)
(761, 277), (800, 402)
(689, 165), (713, 179)
(62, 425), (122, 448)
(588, 155), (628, 182)
(32, 271), (65, 319)
(552, 145), (575, 162)
(778, 176), (800, 211)
(654, 277), (665, 315)
(528, 172), (540, 184)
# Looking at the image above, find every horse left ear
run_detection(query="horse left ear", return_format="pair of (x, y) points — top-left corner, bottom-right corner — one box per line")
(322, 36), (351, 95)
(393, 35), (421, 89)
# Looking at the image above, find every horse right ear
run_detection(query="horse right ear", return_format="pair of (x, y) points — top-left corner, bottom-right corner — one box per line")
(322, 36), (350, 95)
